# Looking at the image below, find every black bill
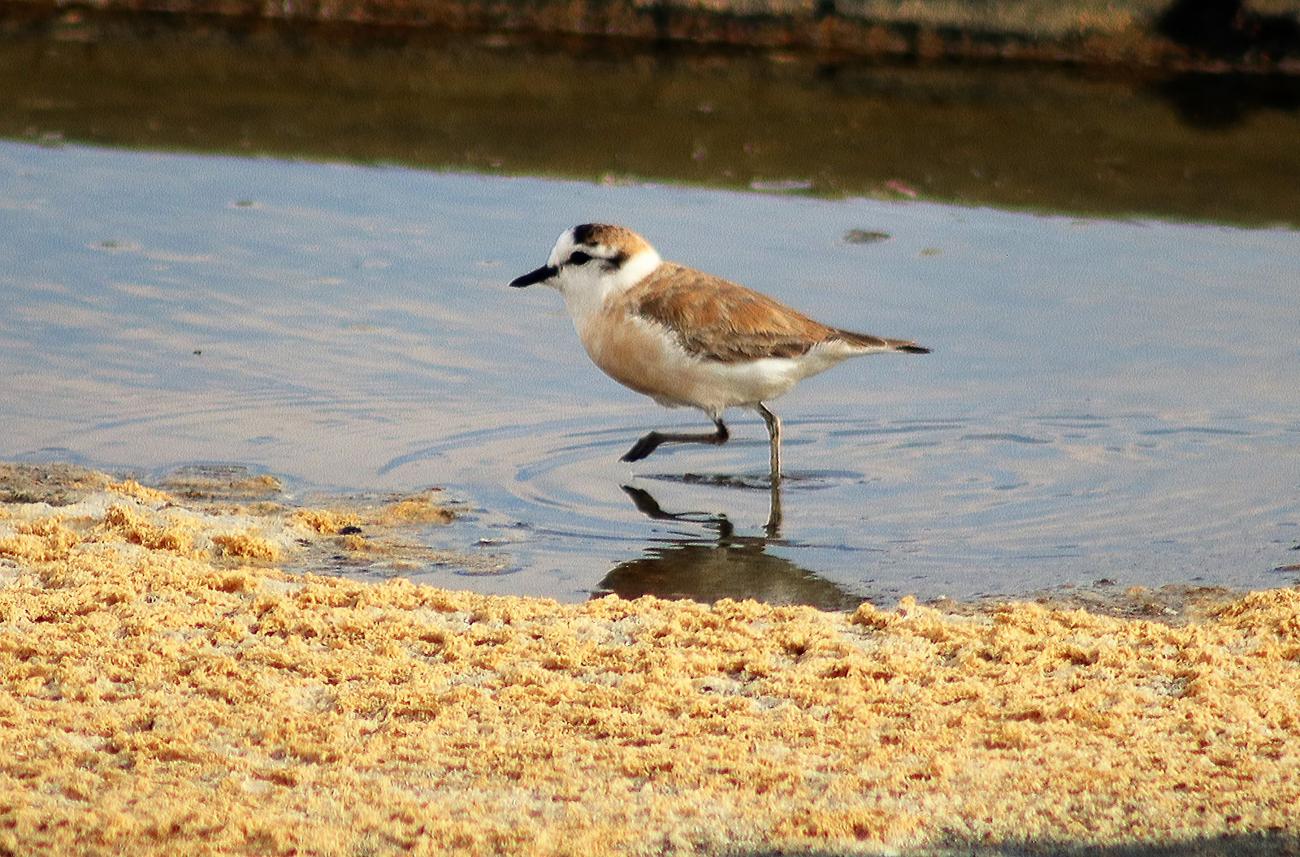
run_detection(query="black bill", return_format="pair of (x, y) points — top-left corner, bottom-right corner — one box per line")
(509, 265), (557, 288)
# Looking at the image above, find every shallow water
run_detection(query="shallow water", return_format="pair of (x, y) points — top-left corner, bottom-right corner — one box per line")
(3, 140), (1298, 607)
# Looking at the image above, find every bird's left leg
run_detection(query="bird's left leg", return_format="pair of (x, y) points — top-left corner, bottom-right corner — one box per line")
(755, 403), (782, 483)
(621, 419), (729, 462)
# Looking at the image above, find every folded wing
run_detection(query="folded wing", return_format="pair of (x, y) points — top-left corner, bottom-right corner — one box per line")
(627, 263), (927, 362)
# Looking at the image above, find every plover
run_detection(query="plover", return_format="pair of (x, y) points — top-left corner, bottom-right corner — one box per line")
(509, 223), (929, 480)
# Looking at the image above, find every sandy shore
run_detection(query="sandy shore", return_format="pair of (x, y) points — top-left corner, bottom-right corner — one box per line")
(2, 463), (1299, 855)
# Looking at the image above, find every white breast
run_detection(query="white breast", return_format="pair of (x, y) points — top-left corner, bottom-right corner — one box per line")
(579, 313), (846, 417)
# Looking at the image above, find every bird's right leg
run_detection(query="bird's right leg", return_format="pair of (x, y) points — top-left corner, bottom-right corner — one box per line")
(621, 419), (729, 462)
(755, 403), (782, 483)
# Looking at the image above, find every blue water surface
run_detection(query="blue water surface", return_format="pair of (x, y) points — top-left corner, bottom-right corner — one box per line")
(2, 141), (1298, 605)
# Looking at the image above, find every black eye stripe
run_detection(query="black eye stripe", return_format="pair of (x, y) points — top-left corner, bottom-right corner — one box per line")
(565, 249), (629, 269)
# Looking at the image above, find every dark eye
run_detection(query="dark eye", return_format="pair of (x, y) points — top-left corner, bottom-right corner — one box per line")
(567, 251), (593, 266)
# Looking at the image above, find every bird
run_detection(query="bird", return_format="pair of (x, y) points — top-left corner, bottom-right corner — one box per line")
(508, 223), (929, 481)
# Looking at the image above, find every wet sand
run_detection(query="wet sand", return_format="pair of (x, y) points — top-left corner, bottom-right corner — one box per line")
(2, 463), (1299, 855)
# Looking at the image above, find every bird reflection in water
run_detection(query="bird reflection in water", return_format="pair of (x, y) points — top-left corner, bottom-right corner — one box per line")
(596, 480), (865, 612)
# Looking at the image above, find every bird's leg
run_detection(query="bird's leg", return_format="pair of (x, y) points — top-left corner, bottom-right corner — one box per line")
(756, 403), (782, 483)
(764, 476), (783, 538)
(621, 419), (729, 462)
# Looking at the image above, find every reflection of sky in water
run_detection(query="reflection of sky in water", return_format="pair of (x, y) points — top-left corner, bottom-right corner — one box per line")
(2, 141), (1298, 603)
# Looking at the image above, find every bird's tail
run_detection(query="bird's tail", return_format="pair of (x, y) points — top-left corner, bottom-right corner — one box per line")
(832, 329), (931, 354)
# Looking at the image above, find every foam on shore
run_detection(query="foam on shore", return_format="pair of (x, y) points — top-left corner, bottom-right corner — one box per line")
(2, 466), (1298, 855)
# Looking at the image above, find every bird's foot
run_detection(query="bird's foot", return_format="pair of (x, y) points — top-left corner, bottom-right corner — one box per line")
(621, 432), (664, 462)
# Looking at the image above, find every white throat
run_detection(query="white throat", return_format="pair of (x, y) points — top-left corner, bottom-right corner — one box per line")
(559, 247), (661, 327)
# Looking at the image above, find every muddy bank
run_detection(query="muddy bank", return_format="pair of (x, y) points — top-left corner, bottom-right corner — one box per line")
(4, 0), (1300, 67)
(3, 462), (1299, 855)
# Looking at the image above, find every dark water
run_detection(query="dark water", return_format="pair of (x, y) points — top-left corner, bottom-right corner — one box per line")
(2, 12), (1299, 226)
(3, 140), (1297, 609)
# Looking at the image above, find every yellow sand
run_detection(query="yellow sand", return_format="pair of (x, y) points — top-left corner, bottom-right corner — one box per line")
(1, 471), (1298, 856)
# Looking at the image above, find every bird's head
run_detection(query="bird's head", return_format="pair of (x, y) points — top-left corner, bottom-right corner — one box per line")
(509, 224), (662, 302)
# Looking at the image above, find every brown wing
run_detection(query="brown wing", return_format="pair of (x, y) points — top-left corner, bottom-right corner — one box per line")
(626, 263), (836, 363)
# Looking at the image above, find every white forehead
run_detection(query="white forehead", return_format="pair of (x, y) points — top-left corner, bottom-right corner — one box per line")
(545, 228), (579, 267)
(544, 224), (654, 268)
(545, 228), (628, 267)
